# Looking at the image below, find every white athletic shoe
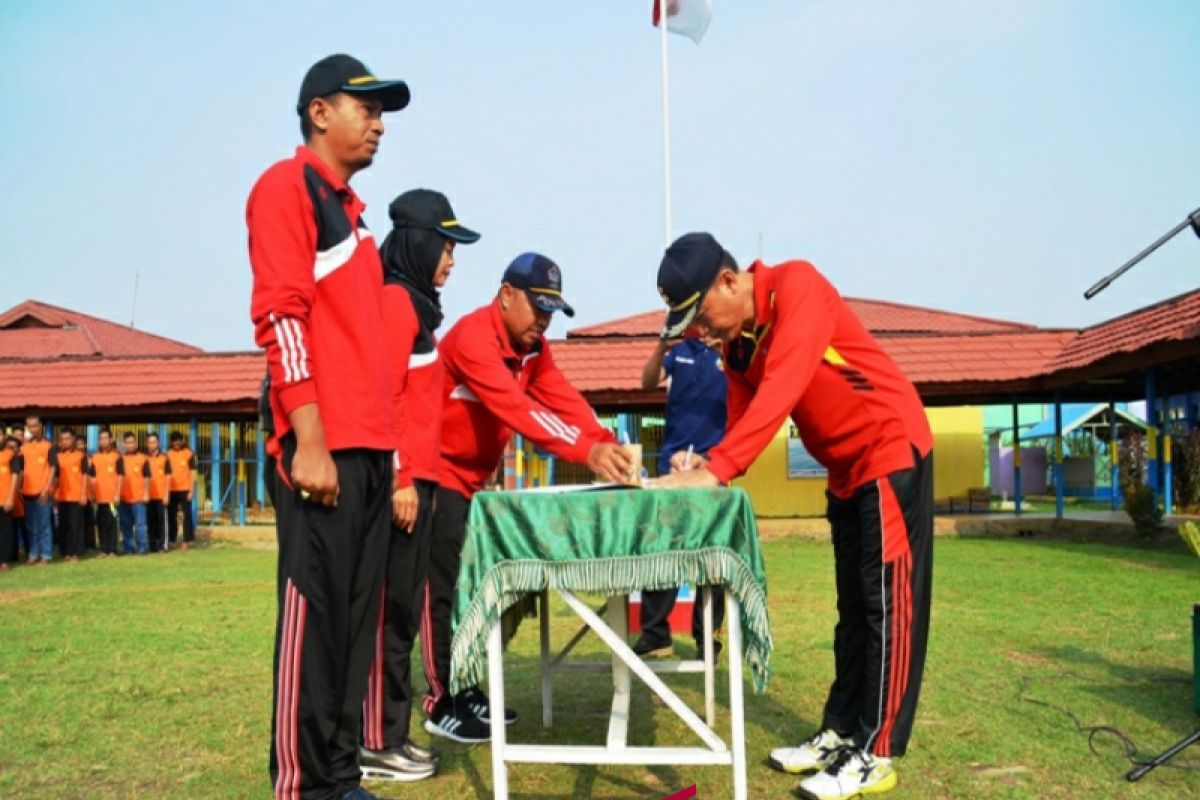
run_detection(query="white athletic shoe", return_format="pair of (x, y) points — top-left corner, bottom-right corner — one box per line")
(797, 746), (896, 800)
(768, 729), (853, 774)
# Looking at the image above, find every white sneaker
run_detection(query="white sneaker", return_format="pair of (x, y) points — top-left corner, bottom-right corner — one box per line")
(768, 729), (852, 774)
(797, 746), (896, 800)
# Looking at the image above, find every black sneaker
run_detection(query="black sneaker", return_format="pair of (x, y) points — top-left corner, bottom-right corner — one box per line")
(359, 746), (435, 782)
(632, 635), (675, 659)
(424, 702), (492, 743)
(458, 686), (517, 726)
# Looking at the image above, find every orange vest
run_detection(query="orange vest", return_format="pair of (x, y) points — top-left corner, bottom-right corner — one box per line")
(147, 452), (170, 500)
(90, 450), (123, 504)
(55, 450), (87, 502)
(0, 449), (19, 507)
(167, 447), (195, 492)
(121, 453), (149, 502)
(20, 439), (54, 496)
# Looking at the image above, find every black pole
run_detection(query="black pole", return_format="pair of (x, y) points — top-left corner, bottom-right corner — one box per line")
(1125, 728), (1200, 782)
(1085, 207), (1200, 300)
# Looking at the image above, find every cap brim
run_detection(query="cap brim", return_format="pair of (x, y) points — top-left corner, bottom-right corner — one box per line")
(436, 223), (481, 244)
(530, 292), (575, 318)
(662, 303), (699, 339)
(342, 80), (411, 112)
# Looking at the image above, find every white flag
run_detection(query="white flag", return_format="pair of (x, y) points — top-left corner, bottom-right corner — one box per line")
(651, 0), (713, 44)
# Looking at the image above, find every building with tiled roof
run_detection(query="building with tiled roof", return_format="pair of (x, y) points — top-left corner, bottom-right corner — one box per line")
(0, 300), (200, 360)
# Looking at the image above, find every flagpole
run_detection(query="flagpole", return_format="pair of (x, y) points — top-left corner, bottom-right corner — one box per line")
(658, 0), (673, 247)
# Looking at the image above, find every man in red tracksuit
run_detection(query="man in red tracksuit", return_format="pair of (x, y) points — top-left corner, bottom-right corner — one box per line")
(422, 252), (634, 743)
(652, 233), (933, 800)
(359, 189), (480, 783)
(248, 53), (410, 800)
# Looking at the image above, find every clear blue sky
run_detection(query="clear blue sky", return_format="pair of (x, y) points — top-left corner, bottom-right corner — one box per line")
(2, 1), (1198, 351)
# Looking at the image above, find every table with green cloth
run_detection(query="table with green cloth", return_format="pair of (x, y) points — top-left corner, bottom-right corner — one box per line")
(449, 485), (773, 800)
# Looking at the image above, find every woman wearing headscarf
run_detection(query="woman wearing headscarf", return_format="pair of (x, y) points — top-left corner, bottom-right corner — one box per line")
(359, 189), (480, 782)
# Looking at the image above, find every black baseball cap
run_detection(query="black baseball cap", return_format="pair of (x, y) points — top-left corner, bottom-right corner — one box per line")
(502, 253), (575, 317)
(296, 54), (410, 115)
(388, 189), (480, 244)
(657, 232), (725, 337)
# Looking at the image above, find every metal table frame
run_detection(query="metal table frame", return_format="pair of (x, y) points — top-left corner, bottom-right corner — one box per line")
(485, 586), (748, 799)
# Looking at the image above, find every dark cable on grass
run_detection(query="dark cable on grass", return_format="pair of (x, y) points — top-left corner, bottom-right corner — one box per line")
(1018, 673), (1199, 774)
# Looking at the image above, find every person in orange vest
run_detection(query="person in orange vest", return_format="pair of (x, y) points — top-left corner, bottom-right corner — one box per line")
(0, 433), (22, 571)
(75, 436), (96, 552)
(166, 432), (197, 550)
(89, 428), (124, 557)
(20, 415), (57, 565)
(119, 432), (151, 555)
(145, 432), (172, 553)
(54, 428), (89, 562)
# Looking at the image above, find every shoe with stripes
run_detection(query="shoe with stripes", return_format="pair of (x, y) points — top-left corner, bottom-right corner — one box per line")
(457, 686), (517, 726)
(423, 703), (491, 744)
(769, 729), (853, 774)
(359, 746), (435, 782)
(796, 745), (896, 800)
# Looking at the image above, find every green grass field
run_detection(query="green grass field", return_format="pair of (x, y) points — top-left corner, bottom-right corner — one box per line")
(1, 534), (1197, 800)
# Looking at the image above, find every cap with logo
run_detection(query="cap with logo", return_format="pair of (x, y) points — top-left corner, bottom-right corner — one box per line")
(502, 253), (575, 317)
(656, 232), (725, 338)
(297, 53), (410, 115)
(388, 189), (480, 244)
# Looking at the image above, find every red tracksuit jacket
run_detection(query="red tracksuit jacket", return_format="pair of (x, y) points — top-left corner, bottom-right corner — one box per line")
(247, 146), (394, 455)
(706, 260), (933, 498)
(437, 301), (616, 497)
(381, 284), (442, 487)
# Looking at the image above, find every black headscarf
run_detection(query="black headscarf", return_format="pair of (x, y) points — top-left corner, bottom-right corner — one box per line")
(380, 225), (446, 335)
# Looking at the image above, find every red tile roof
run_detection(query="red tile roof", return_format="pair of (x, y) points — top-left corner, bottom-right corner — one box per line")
(0, 300), (200, 360)
(1052, 288), (1200, 371)
(0, 352), (263, 415)
(567, 300), (1032, 339)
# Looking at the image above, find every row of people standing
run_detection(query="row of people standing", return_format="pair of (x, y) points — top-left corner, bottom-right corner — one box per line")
(0, 417), (197, 568)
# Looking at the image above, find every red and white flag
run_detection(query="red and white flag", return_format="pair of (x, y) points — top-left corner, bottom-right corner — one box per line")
(651, 0), (712, 44)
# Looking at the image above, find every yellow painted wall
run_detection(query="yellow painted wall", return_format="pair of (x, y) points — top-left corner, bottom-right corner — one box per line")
(734, 406), (984, 517)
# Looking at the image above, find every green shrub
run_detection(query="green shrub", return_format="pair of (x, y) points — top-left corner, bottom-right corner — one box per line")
(1123, 483), (1163, 539)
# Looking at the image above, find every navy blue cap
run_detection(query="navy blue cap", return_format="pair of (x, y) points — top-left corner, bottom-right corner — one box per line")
(388, 189), (480, 244)
(502, 253), (575, 317)
(657, 232), (724, 337)
(297, 54), (410, 115)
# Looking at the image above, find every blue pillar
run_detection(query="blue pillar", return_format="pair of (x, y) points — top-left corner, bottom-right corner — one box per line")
(229, 422), (243, 526)
(1109, 400), (1120, 511)
(86, 424), (99, 452)
(514, 434), (525, 490)
(1145, 369), (1158, 500)
(547, 455), (556, 487)
(210, 422), (222, 513)
(255, 425), (266, 508)
(1011, 401), (1022, 516)
(1164, 429), (1173, 516)
(1054, 396), (1064, 520)
(189, 418), (199, 522)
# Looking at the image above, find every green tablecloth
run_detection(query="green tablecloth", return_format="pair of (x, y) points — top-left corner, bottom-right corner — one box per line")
(449, 486), (772, 694)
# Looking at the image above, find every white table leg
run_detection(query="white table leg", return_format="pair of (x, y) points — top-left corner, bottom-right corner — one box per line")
(703, 585), (715, 727)
(488, 618), (509, 800)
(606, 595), (631, 749)
(725, 593), (747, 800)
(558, 589), (726, 752)
(539, 589), (553, 729)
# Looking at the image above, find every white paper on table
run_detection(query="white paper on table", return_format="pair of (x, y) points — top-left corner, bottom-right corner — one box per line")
(506, 481), (643, 494)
